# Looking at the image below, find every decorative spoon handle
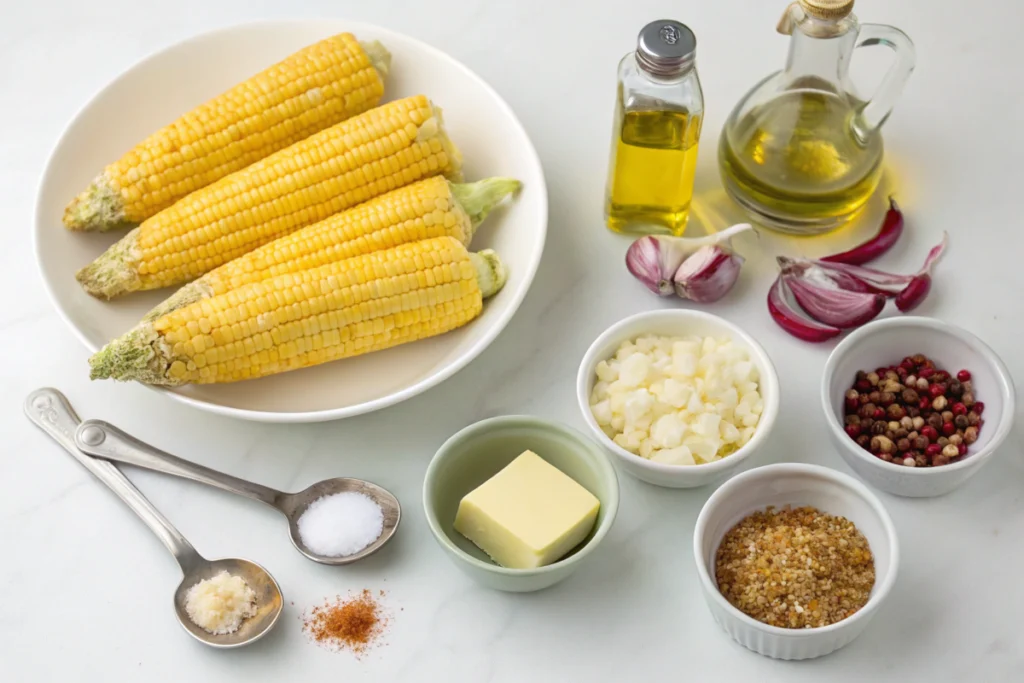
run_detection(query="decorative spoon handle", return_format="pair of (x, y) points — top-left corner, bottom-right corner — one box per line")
(24, 388), (203, 574)
(75, 419), (284, 510)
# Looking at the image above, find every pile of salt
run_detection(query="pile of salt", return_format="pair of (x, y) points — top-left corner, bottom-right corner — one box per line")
(297, 491), (385, 557)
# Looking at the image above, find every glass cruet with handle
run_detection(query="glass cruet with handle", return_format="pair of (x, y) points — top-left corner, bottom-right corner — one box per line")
(718, 0), (915, 234)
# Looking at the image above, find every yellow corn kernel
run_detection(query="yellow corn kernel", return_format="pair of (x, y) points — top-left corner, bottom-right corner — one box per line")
(63, 34), (390, 232)
(89, 237), (506, 386)
(76, 96), (464, 300)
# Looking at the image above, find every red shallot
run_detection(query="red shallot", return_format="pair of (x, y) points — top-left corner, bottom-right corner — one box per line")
(784, 275), (886, 328)
(767, 277), (842, 342)
(768, 212), (949, 342)
(895, 233), (948, 312)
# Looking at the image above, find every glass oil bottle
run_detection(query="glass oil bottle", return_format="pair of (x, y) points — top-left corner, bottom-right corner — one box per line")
(605, 21), (704, 236)
(719, 0), (915, 234)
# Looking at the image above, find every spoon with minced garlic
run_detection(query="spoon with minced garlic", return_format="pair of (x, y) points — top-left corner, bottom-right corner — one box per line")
(24, 388), (283, 648)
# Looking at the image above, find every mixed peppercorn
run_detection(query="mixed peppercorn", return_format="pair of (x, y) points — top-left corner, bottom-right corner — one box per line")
(843, 354), (983, 467)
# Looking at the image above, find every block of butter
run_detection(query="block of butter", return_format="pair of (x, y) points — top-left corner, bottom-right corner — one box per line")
(454, 450), (600, 569)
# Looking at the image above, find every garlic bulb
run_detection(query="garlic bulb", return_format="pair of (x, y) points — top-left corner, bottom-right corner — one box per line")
(625, 223), (753, 303)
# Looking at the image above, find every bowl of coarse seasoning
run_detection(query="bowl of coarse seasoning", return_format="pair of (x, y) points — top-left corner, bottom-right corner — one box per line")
(693, 463), (899, 660)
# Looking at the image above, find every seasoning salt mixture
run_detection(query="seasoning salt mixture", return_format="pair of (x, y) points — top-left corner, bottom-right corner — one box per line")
(715, 505), (875, 629)
(298, 491), (385, 557)
(303, 589), (392, 657)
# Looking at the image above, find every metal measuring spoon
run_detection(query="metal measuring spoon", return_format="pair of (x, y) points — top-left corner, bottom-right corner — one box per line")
(25, 388), (282, 648)
(72, 419), (400, 566)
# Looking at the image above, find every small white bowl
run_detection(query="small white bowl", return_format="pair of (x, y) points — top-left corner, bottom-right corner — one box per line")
(693, 463), (899, 660)
(576, 309), (780, 488)
(822, 317), (1015, 498)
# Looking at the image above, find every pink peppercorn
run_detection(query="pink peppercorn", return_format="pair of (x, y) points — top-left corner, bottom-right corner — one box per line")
(925, 443), (942, 457)
(958, 443), (968, 456)
(951, 402), (968, 416)
(873, 408), (886, 420)
(957, 370), (971, 382)
(974, 401), (985, 415)
(919, 367), (935, 379)
(845, 425), (861, 439)
(928, 384), (946, 398)
(942, 422), (956, 436)
(921, 426), (939, 442)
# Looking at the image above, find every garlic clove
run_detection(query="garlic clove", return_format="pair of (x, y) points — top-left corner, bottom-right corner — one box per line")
(626, 223), (755, 299)
(673, 246), (744, 303)
(625, 236), (680, 296)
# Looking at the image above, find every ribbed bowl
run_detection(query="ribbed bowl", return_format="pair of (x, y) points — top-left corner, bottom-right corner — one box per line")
(693, 463), (899, 660)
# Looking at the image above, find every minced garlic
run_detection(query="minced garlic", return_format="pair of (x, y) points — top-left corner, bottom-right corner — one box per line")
(184, 571), (257, 635)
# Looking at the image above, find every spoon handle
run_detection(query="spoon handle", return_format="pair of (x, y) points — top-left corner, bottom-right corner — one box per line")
(24, 389), (204, 574)
(75, 419), (284, 510)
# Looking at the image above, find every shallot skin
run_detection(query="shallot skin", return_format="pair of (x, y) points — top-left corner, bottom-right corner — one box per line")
(784, 275), (887, 329)
(767, 277), (842, 343)
(895, 275), (931, 312)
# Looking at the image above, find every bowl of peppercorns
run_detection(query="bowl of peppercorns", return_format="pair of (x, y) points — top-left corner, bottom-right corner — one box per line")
(822, 317), (1015, 497)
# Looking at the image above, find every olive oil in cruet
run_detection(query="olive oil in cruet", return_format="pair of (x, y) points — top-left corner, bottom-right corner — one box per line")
(718, 0), (915, 234)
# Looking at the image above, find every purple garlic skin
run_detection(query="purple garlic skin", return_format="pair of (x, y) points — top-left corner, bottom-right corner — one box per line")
(673, 246), (745, 303)
(625, 223), (754, 300)
(625, 236), (684, 296)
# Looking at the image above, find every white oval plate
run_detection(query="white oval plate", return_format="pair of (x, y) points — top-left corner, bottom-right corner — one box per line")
(34, 21), (547, 423)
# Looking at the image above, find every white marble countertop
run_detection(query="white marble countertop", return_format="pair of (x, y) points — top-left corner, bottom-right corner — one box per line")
(3, 0), (1023, 679)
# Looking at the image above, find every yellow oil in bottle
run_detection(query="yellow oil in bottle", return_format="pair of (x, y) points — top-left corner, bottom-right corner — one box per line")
(605, 109), (702, 236)
(719, 91), (883, 232)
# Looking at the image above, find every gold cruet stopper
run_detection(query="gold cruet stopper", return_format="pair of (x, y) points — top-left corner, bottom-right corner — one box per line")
(778, 0), (855, 36)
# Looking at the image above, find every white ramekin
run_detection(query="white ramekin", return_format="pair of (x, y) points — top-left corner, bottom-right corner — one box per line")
(822, 317), (1015, 497)
(693, 463), (899, 660)
(576, 309), (780, 488)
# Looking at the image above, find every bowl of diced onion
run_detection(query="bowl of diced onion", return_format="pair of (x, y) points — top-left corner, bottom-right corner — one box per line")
(576, 309), (780, 488)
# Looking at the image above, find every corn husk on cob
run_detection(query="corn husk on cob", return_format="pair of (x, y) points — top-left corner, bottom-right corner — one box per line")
(89, 237), (507, 385)
(76, 95), (462, 299)
(143, 175), (521, 321)
(64, 33), (391, 232)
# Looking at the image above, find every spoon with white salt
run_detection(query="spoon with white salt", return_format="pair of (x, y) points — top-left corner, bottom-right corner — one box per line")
(71, 419), (400, 566)
(25, 389), (282, 648)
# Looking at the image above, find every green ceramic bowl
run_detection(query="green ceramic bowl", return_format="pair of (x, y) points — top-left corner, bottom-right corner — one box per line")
(423, 415), (619, 592)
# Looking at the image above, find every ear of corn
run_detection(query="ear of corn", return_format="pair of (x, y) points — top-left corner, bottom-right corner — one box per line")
(88, 237), (506, 386)
(63, 34), (390, 232)
(76, 96), (463, 299)
(143, 176), (520, 321)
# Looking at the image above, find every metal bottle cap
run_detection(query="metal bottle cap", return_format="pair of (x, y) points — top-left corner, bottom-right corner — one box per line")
(636, 20), (696, 77)
(800, 0), (854, 20)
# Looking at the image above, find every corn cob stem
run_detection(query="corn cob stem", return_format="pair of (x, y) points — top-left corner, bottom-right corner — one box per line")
(89, 245), (507, 385)
(359, 40), (391, 78)
(64, 178), (131, 231)
(75, 227), (144, 299)
(451, 177), (521, 227)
